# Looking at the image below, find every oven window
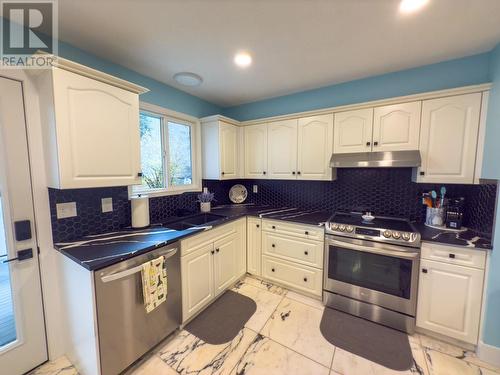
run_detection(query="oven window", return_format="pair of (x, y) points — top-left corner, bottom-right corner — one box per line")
(328, 245), (412, 299)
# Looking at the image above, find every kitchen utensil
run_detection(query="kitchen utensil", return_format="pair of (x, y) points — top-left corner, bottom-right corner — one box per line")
(424, 197), (433, 208)
(440, 186), (446, 201)
(229, 184), (248, 204)
(431, 190), (437, 207)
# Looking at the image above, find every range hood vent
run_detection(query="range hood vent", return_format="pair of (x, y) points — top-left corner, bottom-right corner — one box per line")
(330, 150), (421, 168)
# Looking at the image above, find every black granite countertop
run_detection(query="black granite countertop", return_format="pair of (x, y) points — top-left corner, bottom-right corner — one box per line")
(413, 223), (492, 250)
(54, 204), (331, 271)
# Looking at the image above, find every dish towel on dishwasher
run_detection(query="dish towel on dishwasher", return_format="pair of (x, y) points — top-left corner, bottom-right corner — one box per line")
(141, 255), (167, 313)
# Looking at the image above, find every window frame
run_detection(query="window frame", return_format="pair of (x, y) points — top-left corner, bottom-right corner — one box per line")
(130, 102), (202, 198)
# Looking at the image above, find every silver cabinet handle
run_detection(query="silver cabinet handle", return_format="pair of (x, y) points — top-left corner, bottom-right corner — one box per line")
(101, 248), (177, 283)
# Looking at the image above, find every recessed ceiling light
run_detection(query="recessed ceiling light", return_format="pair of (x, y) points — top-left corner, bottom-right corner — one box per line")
(234, 52), (252, 68)
(399, 0), (429, 13)
(173, 72), (203, 86)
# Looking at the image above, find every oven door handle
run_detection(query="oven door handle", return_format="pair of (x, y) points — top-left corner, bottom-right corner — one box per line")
(327, 239), (419, 260)
(100, 247), (177, 283)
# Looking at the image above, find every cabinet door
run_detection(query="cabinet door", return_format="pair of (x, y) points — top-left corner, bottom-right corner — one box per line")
(333, 108), (373, 154)
(297, 114), (334, 180)
(417, 93), (481, 183)
(373, 101), (421, 152)
(247, 218), (262, 276)
(181, 244), (214, 322)
(267, 119), (298, 179)
(244, 124), (268, 178)
(52, 68), (141, 188)
(214, 233), (238, 296)
(220, 121), (239, 179)
(416, 259), (484, 344)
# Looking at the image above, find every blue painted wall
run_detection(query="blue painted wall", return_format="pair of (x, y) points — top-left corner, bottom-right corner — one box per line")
(58, 42), (222, 118)
(222, 53), (491, 121)
(481, 43), (500, 349)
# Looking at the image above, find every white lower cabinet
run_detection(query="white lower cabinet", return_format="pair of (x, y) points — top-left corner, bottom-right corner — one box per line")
(247, 217), (262, 276)
(180, 219), (245, 323)
(416, 243), (485, 345)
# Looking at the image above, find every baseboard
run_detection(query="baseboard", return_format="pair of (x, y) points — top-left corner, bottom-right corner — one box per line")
(477, 340), (500, 367)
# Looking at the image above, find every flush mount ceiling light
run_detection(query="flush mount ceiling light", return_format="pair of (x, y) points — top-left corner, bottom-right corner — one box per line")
(399, 0), (429, 13)
(234, 52), (252, 68)
(173, 72), (203, 86)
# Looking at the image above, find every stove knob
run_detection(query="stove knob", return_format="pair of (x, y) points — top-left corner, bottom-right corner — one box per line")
(392, 231), (401, 239)
(339, 224), (346, 232)
(346, 225), (354, 233)
(331, 223), (339, 230)
(402, 232), (411, 241)
(383, 230), (392, 238)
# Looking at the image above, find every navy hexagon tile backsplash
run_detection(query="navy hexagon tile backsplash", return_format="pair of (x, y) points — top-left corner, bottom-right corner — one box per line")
(49, 168), (498, 243)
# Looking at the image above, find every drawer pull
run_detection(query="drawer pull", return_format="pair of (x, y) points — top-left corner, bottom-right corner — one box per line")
(303, 277), (308, 282)
(271, 268), (275, 272)
(422, 268), (428, 273)
(216, 248), (220, 253)
(256, 224), (260, 228)
(305, 231), (309, 235)
(449, 254), (455, 259)
(272, 244), (276, 248)
(272, 225), (276, 229)
(304, 250), (308, 255)
(211, 250), (215, 255)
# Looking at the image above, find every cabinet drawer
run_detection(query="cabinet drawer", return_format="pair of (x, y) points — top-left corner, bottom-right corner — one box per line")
(262, 219), (324, 241)
(262, 255), (322, 296)
(421, 243), (486, 269)
(262, 232), (323, 268)
(180, 220), (241, 256)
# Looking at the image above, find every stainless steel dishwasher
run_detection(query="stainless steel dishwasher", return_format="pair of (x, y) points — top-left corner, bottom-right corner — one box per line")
(94, 242), (181, 375)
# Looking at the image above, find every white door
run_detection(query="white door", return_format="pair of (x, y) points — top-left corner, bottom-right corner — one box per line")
(244, 124), (268, 178)
(372, 101), (421, 152)
(416, 259), (484, 344)
(267, 119), (298, 179)
(220, 122), (238, 179)
(181, 244), (214, 322)
(0, 77), (47, 373)
(297, 114), (333, 180)
(246, 218), (262, 276)
(417, 93), (481, 184)
(52, 68), (141, 188)
(333, 108), (373, 154)
(214, 234), (238, 296)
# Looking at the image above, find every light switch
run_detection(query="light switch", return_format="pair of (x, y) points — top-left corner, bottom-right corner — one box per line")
(253, 185), (258, 193)
(101, 197), (113, 213)
(56, 202), (77, 219)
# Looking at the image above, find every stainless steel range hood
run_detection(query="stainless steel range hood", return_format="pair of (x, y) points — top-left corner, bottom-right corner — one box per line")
(330, 150), (421, 168)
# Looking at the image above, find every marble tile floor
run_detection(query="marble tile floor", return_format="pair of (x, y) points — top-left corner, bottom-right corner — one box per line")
(33, 275), (500, 375)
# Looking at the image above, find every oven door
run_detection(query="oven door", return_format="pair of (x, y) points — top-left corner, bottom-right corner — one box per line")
(324, 235), (419, 316)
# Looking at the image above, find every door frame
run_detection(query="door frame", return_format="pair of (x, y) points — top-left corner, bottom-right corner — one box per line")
(0, 69), (65, 360)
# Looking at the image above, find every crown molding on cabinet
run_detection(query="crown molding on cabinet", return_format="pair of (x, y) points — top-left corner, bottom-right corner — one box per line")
(213, 83), (492, 126)
(200, 114), (242, 126)
(34, 52), (149, 94)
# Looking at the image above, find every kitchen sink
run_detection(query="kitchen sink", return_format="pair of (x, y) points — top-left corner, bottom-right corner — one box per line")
(164, 213), (227, 230)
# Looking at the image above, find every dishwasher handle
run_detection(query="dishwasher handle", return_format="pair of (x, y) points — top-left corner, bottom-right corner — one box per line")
(100, 247), (178, 283)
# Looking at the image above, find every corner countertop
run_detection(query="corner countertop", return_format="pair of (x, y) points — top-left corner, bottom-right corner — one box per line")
(54, 204), (331, 271)
(413, 223), (492, 250)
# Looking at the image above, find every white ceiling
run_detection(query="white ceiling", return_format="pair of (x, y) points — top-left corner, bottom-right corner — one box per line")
(58, 0), (500, 107)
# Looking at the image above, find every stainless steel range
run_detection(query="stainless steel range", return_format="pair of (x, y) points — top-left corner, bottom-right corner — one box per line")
(323, 212), (421, 333)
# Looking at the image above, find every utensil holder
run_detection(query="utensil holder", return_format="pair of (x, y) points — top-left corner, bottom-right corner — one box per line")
(200, 202), (211, 213)
(426, 207), (445, 227)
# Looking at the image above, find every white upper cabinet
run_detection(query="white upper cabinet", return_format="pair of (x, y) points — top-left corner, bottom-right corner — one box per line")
(244, 124), (268, 178)
(372, 101), (421, 152)
(267, 119), (298, 179)
(417, 93), (481, 184)
(201, 117), (241, 180)
(334, 108), (373, 154)
(297, 114), (334, 180)
(37, 64), (147, 188)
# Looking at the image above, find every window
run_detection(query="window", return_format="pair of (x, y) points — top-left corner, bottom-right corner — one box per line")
(133, 103), (200, 196)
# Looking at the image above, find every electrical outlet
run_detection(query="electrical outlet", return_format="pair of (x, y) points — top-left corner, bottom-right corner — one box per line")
(101, 197), (113, 213)
(253, 185), (258, 193)
(56, 202), (77, 219)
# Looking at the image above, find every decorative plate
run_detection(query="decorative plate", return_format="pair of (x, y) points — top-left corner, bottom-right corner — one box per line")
(229, 184), (248, 204)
